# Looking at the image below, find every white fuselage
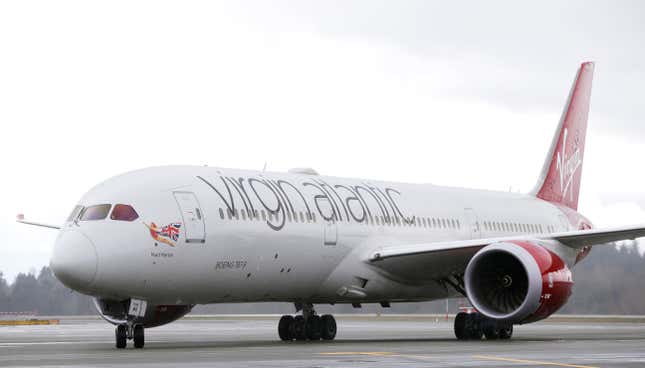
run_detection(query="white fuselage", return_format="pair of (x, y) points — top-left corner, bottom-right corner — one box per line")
(54, 166), (580, 306)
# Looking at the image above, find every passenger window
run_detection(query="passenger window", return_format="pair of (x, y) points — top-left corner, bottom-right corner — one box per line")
(66, 205), (84, 222)
(241, 209), (247, 220)
(219, 208), (224, 219)
(261, 210), (267, 221)
(300, 212), (304, 222)
(80, 204), (111, 221)
(111, 204), (139, 222)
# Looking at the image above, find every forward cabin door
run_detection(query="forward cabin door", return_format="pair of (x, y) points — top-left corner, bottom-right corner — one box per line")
(173, 191), (206, 243)
(463, 208), (481, 239)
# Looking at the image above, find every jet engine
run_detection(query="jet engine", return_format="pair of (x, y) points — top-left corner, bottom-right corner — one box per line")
(93, 298), (193, 328)
(464, 241), (573, 324)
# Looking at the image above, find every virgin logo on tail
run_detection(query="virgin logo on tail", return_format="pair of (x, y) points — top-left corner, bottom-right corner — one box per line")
(556, 128), (581, 200)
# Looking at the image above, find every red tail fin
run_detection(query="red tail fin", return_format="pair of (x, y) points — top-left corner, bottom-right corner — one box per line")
(531, 62), (594, 210)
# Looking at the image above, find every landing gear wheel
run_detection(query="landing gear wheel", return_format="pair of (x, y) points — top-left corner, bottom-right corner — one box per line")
(306, 315), (322, 340)
(454, 312), (468, 340)
(292, 315), (306, 341)
(499, 324), (513, 340)
(320, 314), (337, 341)
(115, 324), (127, 349)
(133, 324), (144, 349)
(278, 315), (294, 341)
(464, 314), (483, 340)
(483, 324), (500, 340)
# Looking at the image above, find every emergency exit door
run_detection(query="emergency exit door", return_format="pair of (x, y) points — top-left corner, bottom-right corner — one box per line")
(173, 191), (206, 243)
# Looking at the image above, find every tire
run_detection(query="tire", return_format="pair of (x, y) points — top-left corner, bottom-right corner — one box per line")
(465, 314), (482, 340)
(306, 315), (322, 340)
(115, 324), (127, 349)
(278, 315), (294, 341)
(320, 314), (337, 341)
(499, 324), (513, 340)
(133, 324), (144, 349)
(483, 324), (500, 340)
(293, 315), (306, 341)
(454, 312), (468, 340)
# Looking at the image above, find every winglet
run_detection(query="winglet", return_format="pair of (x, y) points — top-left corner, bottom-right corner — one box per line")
(530, 62), (594, 210)
(16, 214), (61, 230)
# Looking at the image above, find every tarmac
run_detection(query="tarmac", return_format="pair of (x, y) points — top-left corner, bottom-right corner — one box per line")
(1, 315), (645, 367)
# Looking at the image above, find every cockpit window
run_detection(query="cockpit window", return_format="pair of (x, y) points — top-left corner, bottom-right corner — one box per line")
(79, 204), (111, 221)
(66, 205), (84, 222)
(110, 204), (139, 222)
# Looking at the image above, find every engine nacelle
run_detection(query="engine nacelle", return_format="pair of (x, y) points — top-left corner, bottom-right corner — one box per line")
(464, 241), (573, 324)
(94, 298), (193, 328)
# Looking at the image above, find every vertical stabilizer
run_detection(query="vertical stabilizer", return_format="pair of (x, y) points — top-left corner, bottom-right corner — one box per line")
(530, 62), (594, 210)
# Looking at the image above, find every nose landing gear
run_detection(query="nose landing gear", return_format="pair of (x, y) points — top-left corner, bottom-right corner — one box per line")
(115, 323), (145, 349)
(454, 312), (513, 340)
(278, 304), (337, 342)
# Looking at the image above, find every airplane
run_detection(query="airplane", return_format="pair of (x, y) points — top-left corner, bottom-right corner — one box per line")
(17, 61), (645, 349)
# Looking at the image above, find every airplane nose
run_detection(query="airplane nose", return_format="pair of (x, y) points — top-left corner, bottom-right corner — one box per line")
(50, 230), (98, 292)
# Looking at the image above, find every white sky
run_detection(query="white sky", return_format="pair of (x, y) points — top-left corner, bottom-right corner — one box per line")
(1, 1), (644, 282)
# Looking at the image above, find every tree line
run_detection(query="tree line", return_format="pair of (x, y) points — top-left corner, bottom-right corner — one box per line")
(1, 243), (643, 316)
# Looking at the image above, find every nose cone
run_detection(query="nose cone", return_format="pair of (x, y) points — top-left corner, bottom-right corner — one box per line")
(51, 230), (98, 293)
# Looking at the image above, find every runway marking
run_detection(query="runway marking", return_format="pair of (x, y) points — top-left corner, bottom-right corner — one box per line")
(319, 352), (397, 356)
(318, 352), (435, 359)
(473, 355), (598, 368)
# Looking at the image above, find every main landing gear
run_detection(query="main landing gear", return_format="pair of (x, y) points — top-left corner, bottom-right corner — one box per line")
(278, 304), (337, 341)
(454, 312), (513, 340)
(115, 323), (145, 349)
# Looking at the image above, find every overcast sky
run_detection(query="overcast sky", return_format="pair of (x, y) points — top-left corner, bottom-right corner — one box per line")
(1, 1), (644, 282)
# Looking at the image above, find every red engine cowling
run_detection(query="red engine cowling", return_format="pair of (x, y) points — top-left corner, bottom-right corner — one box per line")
(464, 241), (573, 324)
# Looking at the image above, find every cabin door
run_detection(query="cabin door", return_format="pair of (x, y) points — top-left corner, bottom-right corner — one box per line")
(173, 191), (206, 243)
(324, 219), (338, 246)
(463, 208), (481, 239)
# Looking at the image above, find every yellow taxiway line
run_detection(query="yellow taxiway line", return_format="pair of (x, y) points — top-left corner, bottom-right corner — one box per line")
(472, 355), (598, 368)
(319, 352), (598, 368)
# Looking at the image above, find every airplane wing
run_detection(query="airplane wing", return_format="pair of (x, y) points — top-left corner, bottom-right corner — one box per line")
(15, 214), (61, 230)
(367, 224), (645, 283)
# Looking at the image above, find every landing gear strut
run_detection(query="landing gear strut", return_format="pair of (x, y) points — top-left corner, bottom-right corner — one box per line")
(115, 323), (145, 349)
(278, 304), (336, 341)
(454, 312), (513, 341)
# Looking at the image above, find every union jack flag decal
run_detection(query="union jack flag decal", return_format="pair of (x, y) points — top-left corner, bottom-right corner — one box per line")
(145, 222), (182, 247)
